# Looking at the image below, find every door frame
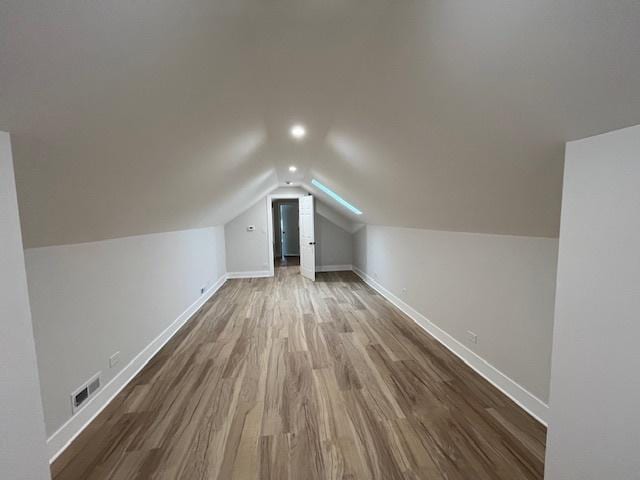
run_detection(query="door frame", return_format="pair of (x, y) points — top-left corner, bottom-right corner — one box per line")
(266, 192), (305, 277)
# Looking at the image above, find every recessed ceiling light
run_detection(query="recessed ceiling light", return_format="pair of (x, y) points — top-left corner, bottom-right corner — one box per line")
(290, 124), (306, 139)
(289, 165), (297, 172)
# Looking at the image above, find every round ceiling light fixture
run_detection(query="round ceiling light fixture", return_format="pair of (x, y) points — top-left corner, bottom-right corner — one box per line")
(289, 165), (297, 172)
(289, 124), (306, 140)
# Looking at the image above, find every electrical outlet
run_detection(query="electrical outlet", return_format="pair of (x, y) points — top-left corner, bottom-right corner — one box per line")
(402, 287), (407, 294)
(467, 331), (478, 344)
(109, 351), (120, 368)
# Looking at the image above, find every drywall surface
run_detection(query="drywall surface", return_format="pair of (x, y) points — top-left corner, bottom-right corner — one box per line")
(315, 200), (356, 233)
(545, 125), (640, 480)
(225, 198), (271, 273)
(353, 225), (557, 402)
(0, 131), (50, 479)
(14, 1), (640, 246)
(25, 226), (226, 436)
(225, 190), (354, 273)
(316, 214), (353, 267)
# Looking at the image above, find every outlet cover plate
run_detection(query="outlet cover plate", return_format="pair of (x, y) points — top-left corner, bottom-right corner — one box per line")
(109, 351), (120, 368)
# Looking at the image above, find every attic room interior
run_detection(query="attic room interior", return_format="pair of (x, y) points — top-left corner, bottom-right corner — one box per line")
(1, 1), (639, 479)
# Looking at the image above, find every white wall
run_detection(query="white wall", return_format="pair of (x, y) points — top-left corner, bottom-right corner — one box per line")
(316, 215), (353, 267)
(353, 225), (558, 408)
(25, 226), (226, 444)
(0, 132), (51, 479)
(545, 125), (640, 479)
(315, 201), (356, 233)
(225, 188), (354, 274)
(225, 198), (271, 274)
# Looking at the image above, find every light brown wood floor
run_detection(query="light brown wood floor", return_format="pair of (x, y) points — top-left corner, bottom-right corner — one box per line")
(52, 266), (546, 479)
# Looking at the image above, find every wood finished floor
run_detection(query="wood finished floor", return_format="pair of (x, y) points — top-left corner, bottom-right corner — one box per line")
(52, 267), (546, 480)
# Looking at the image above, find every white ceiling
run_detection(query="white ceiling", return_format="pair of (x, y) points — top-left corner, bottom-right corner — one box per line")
(2, 0), (640, 247)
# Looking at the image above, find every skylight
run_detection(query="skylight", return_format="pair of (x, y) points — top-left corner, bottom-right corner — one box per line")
(311, 179), (362, 215)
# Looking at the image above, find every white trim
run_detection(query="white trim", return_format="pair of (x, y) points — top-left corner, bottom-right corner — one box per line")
(227, 270), (271, 279)
(267, 196), (275, 277)
(268, 193), (304, 199)
(47, 273), (229, 463)
(352, 266), (549, 425)
(316, 264), (353, 272)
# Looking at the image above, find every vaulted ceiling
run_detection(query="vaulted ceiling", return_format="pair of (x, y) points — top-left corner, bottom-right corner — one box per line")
(2, 0), (640, 247)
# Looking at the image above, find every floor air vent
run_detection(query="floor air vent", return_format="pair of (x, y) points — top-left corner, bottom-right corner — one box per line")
(71, 372), (101, 413)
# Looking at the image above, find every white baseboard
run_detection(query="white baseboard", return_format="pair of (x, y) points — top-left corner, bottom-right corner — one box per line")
(227, 267), (353, 277)
(47, 273), (229, 463)
(352, 267), (549, 425)
(227, 266), (353, 276)
(227, 270), (272, 279)
(316, 264), (353, 272)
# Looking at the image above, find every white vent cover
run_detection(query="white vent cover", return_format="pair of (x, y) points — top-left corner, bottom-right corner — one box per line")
(88, 376), (100, 395)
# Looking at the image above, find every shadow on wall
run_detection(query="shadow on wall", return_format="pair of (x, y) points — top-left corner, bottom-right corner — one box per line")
(315, 214), (353, 267)
(352, 225), (367, 272)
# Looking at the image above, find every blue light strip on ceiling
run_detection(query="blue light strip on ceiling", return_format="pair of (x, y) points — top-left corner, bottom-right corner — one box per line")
(311, 179), (362, 215)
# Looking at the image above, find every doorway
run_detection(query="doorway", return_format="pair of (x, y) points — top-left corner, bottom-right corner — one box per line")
(272, 199), (300, 268)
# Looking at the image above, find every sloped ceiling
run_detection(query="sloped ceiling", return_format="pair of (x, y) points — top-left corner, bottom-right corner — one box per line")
(268, 185), (358, 233)
(2, 1), (640, 247)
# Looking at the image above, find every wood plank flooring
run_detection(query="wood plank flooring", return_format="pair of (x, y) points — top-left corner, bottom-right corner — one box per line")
(52, 266), (546, 479)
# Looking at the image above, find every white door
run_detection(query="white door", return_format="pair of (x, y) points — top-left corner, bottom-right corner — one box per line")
(299, 195), (316, 281)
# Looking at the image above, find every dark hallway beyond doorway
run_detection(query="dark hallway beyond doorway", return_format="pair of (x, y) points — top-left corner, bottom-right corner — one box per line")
(274, 255), (301, 268)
